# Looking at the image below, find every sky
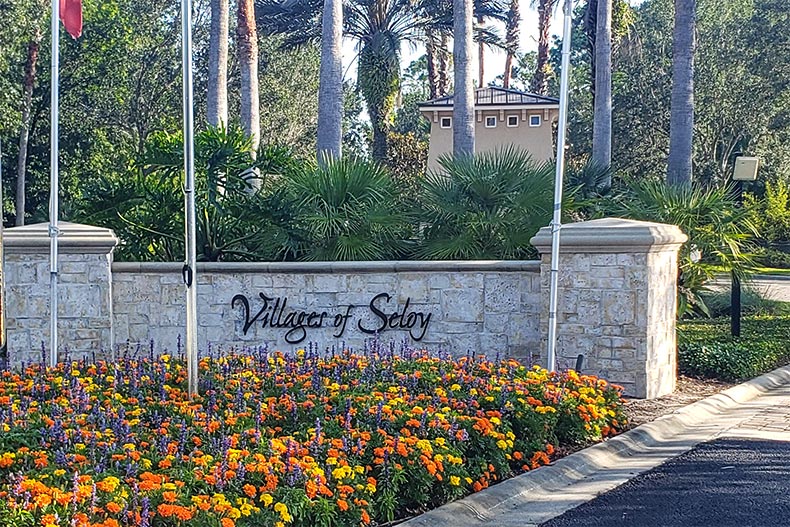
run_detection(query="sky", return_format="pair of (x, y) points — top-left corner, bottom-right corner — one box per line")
(342, 0), (644, 90)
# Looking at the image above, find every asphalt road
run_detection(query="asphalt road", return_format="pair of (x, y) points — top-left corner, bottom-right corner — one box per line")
(540, 438), (790, 527)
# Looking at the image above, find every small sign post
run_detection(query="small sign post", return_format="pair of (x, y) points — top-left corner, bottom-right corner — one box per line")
(731, 156), (759, 337)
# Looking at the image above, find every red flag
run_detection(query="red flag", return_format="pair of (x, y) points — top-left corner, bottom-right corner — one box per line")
(59, 0), (82, 39)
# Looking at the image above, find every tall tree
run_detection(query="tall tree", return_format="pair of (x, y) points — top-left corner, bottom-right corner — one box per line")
(591, 0), (612, 172)
(258, 0), (505, 161)
(667, 0), (696, 186)
(453, 0), (475, 155)
(207, 0), (229, 127)
(503, 0), (520, 88)
(530, 0), (559, 95)
(316, 0), (343, 161)
(238, 0), (261, 152)
(477, 15), (485, 86)
(15, 30), (40, 226)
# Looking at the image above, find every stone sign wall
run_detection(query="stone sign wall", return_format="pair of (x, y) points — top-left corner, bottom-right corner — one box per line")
(1, 218), (688, 398)
(111, 261), (543, 360)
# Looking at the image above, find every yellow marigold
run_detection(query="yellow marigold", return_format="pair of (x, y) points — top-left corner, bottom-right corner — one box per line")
(274, 502), (292, 522)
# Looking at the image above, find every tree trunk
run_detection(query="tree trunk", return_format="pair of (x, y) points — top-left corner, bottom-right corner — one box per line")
(591, 0), (612, 173)
(477, 16), (485, 87)
(317, 0), (343, 163)
(426, 30), (440, 99)
(667, 0), (696, 187)
(530, 0), (553, 95)
(453, 0), (475, 156)
(585, 0), (598, 101)
(16, 34), (41, 227)
(237, 0), (260, 152)
(207, 0), (229, 128)
(437, 35), (451, 97)
(358, 43), (400, 162)
(503, 0), (520, 89)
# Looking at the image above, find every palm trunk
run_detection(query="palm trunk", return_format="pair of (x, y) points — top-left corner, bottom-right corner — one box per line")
(503, 0), (520, 89)
(503, 53), (514, 89)
(16, 34), (41, 227)
(530, 0), (553, 95)
(477, 16), (485, 87)
(437, 35), (451, 97)
(317, 0), (343, 163)
(453, 0), (475, 156)
(358, 42), (400, 162)
(426, 30), (440, 99)
(591, 0), (612, 172)
(208, 0), (229, 127)
(667, 0), (696, 187)
(237, 0), (260, 152)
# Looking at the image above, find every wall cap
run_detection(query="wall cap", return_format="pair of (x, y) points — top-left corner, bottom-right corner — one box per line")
(2, 222), (119, 255)
(530, 217), (688, 255)
(112, 260), (542, 274)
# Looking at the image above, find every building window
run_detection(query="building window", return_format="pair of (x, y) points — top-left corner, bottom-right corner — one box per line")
(529, 115), (541, 127)
(507, 115), (519, 127)
(440, 117), (452, 129)
(485, 116), (497, 128)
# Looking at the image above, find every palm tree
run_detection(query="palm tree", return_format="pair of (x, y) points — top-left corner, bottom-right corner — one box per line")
(238, 0), (260, 152)
(317, 0), (344, 162)
(591, 0), (612, 172)
(258, 0), (505, 161)
(502, 0), (520, 88)
(529, 0), (560, 95)
(208, 0), (229, 127)
(419, 147), (554, 259)
(667, 0), (696, 187)
(454, 0), (475, 156)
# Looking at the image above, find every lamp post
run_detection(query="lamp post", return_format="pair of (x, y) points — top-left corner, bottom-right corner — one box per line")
(730, 155), (759, 337)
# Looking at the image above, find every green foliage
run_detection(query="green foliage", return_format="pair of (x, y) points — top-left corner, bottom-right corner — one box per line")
(73, 126), (304, 261)
(386, 131), (429, 197)
(282, 157), (412, 261)
(745, 180), (790, 244)
(257, 36), (321, 157)
(699, 284), (790, 318)
(678, 315), (790, 381)
(418, 146), (554, 260)
(754, 247), (790, 269)
(603, 180), (758, 317)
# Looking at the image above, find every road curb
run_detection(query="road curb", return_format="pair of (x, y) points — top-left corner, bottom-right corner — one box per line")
(401, 364), (790, 527)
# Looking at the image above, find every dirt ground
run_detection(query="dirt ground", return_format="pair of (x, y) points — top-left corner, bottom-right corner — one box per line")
(623, 376), (736, 429)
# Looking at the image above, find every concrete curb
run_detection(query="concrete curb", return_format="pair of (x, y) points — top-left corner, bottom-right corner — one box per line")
(401, 364), (790, 526)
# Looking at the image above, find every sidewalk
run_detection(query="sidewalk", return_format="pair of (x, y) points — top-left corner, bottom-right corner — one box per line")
(402, 365), (790, 527)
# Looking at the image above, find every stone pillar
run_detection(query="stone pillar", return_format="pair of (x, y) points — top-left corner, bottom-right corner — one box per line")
(2, 222), (118, 365)
(531, 218), (687, 399)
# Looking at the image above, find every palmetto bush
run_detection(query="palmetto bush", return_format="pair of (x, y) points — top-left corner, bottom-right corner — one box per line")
(283, 157), (413, 261)
(417, 146), (555, 260)
(603, 180), (758, 317)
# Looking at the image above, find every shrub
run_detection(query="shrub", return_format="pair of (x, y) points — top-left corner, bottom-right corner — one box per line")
(418, 146), (555, 260)
(678, 315), (790, 381)
(283, 157), (413, 261)
(0, 349), (626, 526)
(603, 180), (758, 317)
(699, 285), (790, 318)
(73, 126), (304, 262)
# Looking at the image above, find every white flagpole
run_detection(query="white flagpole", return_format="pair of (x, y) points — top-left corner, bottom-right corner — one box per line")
(181, 0), (199, 396)
(49, 0), (61, 368)
(546, 0), (573, 372)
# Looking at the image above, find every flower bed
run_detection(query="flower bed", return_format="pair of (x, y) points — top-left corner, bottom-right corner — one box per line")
(0, 347), (626, 527)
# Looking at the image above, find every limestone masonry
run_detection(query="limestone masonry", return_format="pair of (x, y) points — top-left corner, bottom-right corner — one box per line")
(1, 218), (687, 398)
